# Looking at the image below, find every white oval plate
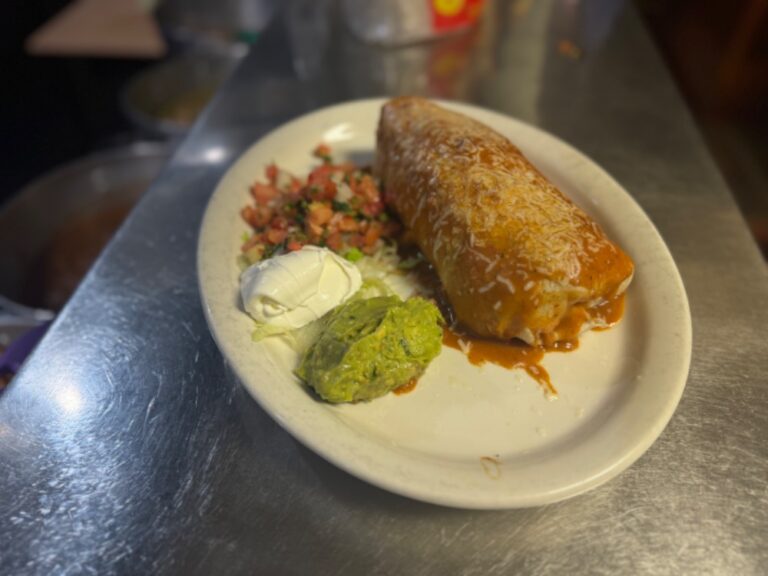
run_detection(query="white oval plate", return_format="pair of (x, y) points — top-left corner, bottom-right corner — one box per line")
(198, 99), (691, 509)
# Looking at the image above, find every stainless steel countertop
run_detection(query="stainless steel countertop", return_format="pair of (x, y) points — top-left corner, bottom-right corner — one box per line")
(2, 1), (767, 574)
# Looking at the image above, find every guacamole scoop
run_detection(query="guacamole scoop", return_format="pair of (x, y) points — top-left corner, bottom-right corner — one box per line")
(295, 295), (443, 403)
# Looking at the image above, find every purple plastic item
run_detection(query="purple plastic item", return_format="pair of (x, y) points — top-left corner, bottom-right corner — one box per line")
(0, 322), (51, 374)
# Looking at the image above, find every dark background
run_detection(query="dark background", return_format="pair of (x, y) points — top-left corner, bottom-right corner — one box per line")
(2, 0), (767, 255)
(642, 0), (768, 255)
(1, 0), (149, 199)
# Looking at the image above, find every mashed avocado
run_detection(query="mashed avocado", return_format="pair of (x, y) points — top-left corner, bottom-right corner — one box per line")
(295, 295), (443, 403)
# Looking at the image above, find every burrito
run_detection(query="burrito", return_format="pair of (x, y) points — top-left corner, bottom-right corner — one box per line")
(375, 97), (634, 347)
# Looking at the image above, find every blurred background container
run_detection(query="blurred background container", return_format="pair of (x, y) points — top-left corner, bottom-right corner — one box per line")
(341, 0), (486, 45)
(0, 143), (171, 313)
(121, 52), (240, 138)
(0, 143), (170, 389)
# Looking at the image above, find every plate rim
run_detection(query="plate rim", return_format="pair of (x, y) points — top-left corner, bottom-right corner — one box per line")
(197, 97), (692, 509)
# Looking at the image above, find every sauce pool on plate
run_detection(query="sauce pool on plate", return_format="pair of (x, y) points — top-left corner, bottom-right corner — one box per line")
(442, 293), (626, 397)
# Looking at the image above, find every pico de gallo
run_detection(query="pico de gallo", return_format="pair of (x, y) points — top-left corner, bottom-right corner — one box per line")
(239, 144), (402, 267)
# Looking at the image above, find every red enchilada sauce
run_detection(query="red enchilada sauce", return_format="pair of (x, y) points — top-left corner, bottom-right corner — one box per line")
(393, 377), (419, 395)
(442, 328), (557, 396)
(404, 253), (628, 397)
(442, 293), (627, 397)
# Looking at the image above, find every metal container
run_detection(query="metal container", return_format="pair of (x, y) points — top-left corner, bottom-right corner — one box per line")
(156, 0), (279, 52)
(121, 53), (240, 137)
(0, 143), (171, 317)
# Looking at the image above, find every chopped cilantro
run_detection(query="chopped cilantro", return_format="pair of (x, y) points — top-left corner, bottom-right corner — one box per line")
(263, 240), (287, 259)
(332, 200), (351, 213)
(344, 248), (364, 262)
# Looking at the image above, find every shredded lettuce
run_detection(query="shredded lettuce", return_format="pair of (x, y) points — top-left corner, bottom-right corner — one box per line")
(251, 315), (328, 354)
(354, 278), (392, 299)
(343, 247), (364, 262)
(249, 277), (392, 351)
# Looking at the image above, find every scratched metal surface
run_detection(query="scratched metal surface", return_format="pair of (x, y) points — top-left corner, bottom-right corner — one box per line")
(2, 1), (767, 574)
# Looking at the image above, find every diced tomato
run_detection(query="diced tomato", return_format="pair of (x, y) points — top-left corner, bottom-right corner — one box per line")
(361, 200), (384, 217)
(241, 205), (273, 228)
(287, 240), (304, 252)
(305, 165), (338, 201)
(314, 180), (337, 201)
(250, 182), (279, 205)
(362, 221), (382, 253)
(307, 202), (333, 227)
(241, 205), (256, 226)
(253, 205), (275, 227)
(266, 228), (288, 244)
(265, 163), (278, 184)
(271, 216), (289, 230)
(313, 143), (332, 158)
(338, 215), (359, 232)
(306, 203), (332, 239)
(355, 175), (381, 202)
(305, 202), (333, 240)
(308, 164), (333, 186)
(325, 231), (343, 251)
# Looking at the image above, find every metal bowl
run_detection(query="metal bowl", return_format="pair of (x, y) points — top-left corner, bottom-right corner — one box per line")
(0, 143), (171, 314)
(121, 53), (239, 137)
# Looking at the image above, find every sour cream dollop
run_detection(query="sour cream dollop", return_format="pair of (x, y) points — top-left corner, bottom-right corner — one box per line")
(240, 246), (362, 329)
